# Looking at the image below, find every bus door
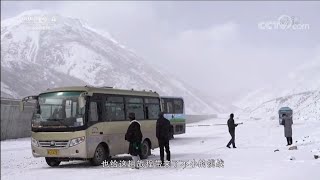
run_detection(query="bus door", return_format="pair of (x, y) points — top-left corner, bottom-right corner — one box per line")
(104, 96), (127, 154)
(86, 95), (104, 156)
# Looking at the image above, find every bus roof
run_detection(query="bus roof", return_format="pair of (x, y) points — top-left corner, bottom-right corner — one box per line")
(42, 86), (160, 97)
(279, 107), (292, 111)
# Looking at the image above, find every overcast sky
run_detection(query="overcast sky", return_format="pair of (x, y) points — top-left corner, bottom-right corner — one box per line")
(1, 1), (320, 103)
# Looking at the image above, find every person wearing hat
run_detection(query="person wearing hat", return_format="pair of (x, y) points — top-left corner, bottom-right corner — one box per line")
(125, 112), (143, 169)
(156, 112), (171, 166)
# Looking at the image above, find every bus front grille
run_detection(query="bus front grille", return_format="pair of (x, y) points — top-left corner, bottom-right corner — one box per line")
(175, 125), (184, 132)
(39, 140), (69, 148)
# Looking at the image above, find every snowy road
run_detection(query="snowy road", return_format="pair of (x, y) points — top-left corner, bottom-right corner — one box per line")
(1, 116), (320, 180)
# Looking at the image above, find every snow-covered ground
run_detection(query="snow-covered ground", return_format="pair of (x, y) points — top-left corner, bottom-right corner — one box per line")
(1, 115), (320, 180)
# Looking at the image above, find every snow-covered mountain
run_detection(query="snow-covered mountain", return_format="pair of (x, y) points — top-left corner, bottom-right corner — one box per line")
(246, 91), (320, 121)
(1, 10), (224, 114)
(235, 59), (320, 121)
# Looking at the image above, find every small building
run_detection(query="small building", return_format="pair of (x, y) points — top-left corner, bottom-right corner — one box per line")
(278, 107), (293, 125)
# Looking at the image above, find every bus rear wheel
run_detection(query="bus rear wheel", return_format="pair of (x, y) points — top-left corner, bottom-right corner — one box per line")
(140, 140), (150, 159)
(45, 157), (61, 167)
(91, 144), (108, 166)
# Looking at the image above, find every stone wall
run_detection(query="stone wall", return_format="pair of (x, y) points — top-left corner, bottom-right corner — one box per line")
(1, 98), (34, 140)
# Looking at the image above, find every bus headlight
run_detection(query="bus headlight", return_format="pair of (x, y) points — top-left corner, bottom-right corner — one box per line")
(69, 137), (85, 147)
(31, 137), (39, 147)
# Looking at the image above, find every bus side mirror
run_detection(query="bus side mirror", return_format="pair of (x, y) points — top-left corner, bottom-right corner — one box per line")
(79, 96), (86, 109)
(20, 95), (38, 112)
(19, 101), (25, 112)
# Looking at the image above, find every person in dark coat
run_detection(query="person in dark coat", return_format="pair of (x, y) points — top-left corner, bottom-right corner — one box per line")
(226, 113), (238, 148)
(156, 112), (171, 165)
(282, 114), (293, 146)
(125, 112), (143, 169)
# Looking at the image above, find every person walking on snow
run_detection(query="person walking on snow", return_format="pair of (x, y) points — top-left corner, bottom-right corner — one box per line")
(156, 112), (171, 166)
(125, 112), (143, 169)
(282, 114), (293, 146)
(227, 113), (238, 148)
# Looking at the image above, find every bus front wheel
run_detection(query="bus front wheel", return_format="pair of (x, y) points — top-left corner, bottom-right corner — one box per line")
(91, 144), (108, 166)
(140, 140), (150, 159)
(45, 157), (61, 167)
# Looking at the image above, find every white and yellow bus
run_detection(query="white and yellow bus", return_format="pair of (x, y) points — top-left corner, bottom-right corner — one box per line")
(20, 86), (161, 166)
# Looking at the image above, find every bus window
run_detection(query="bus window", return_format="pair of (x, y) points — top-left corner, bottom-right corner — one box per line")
(161, 98), (174, 114)
(125, 97), (144, 120)
(145, 98), (160, 119)
(40, 105), (52, 119)
(90, 101), (103, 122)
(167, 101), (174, 113)
(161, 99), (166, 112)
(145, 98), (159, 104)
(146, 104), (160, 119)
(89, 102), (98, 122)
(72, 102), (77, 117)
(126, 97), (143, 104)
(105, 96), (125, 121)
(173, 99), (183, 114)
(65, 100), (72, 118)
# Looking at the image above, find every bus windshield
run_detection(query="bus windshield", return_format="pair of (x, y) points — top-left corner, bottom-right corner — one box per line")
(32, 91), (85, 128)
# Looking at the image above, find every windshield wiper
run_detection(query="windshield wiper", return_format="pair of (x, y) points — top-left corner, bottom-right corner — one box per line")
(47, 118), (70, 128)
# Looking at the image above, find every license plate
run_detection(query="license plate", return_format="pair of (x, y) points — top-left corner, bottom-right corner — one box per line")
(47, 149), (59, 155)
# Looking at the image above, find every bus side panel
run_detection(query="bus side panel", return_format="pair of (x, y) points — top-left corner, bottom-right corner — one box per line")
(86, 120), (159, 158)
(86, 124), (105, 158)
(139, 120), (158, 150)
(104, 121), (129, 156)
(86, 121), (129, 158)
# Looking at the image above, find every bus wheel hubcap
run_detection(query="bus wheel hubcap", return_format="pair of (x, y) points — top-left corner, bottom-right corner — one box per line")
(96, 147), (103, 160)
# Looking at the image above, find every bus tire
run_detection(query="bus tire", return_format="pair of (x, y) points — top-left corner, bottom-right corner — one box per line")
(91, 144), (108, 166)
(140, 140), (150, 159)
(45, 157), (61, 167)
